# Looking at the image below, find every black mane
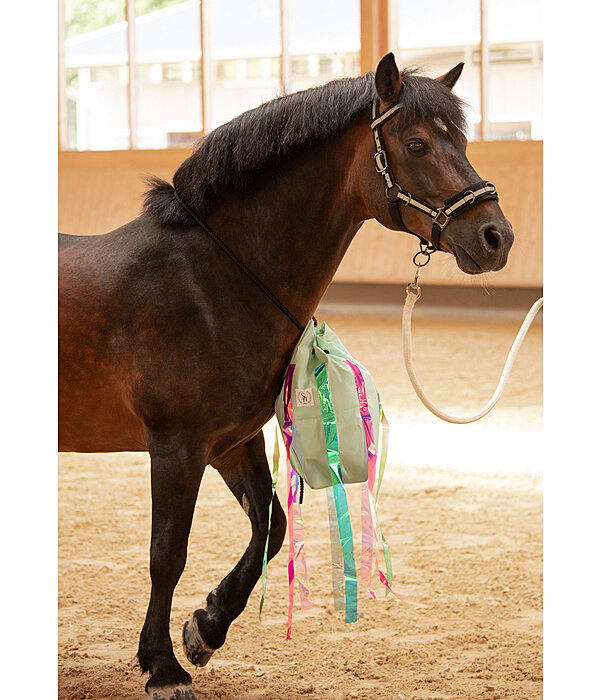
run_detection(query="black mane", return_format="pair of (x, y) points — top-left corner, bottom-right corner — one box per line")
(143, 68), (467, 226)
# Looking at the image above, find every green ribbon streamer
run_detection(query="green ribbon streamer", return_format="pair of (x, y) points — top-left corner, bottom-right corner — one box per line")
(326, 486), (345, 611)
(315, 363), (358, 623)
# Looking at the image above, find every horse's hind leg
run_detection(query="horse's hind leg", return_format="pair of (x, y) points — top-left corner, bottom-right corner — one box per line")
(182, 431), (286, 666)
(138, 431), (207, 700)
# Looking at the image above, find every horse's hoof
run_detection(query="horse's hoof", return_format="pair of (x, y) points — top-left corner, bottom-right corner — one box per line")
(147, 684), (198, 700)
(183, 615), (215, 667)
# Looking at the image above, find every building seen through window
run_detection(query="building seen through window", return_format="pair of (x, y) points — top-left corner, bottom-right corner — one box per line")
(395, 0), (542, 140)
(61, 0), (541, 151)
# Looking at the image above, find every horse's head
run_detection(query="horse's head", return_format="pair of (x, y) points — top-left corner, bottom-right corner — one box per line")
(357, 53), (513, 274)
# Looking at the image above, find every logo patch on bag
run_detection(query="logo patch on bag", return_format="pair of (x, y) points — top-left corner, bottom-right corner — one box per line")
(295, 388), (314, 407)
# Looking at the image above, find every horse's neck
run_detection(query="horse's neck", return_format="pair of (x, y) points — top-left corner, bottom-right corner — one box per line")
(207, 127), (366, 323)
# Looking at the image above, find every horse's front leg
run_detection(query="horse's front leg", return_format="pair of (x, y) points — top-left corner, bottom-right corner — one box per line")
(138, 430), (207, 700)
(182, 430), (286, 667)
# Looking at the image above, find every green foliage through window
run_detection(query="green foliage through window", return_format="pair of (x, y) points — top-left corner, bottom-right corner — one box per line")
(66, 0), (188, 37)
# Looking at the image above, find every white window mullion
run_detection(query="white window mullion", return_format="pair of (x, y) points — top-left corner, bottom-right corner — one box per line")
(280, 0), (290, 95)
(58, 0), (67, 150)
(200, 0), (210, 134)
(479, 0), (490, 140)
(126, 0), (138, 149)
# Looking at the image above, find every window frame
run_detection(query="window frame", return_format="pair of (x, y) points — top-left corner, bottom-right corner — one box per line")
(57, 0), (541, 151)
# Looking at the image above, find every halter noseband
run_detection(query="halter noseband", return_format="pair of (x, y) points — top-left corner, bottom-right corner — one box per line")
(370, 97), (499, 252)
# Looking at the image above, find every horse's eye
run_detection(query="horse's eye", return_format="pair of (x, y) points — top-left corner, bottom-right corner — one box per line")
(406, 139), (425, 154)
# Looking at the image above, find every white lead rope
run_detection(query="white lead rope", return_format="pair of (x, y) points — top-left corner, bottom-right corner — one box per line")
(402, 284), (543, 424)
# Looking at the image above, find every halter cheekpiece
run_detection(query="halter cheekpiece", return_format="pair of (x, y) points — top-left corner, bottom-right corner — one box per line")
(370, 96), (499, 252)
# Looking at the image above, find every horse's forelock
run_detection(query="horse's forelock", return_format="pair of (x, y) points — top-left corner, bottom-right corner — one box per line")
(398, 68), (468, 133)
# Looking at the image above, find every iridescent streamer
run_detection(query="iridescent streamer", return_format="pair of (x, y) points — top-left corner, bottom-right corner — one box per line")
(315, 362), (358, 624)
(259, 424), (281, 618)
(376, 406), (390, 500)
(345, 362), (402, 602)
(291, 470), (312, 610)
(326, 485), (345, 610)
(373, 406), (402, 599)
(345, 360), (378, 600)
(280, 365), (296, 639)
(360, 481), (377, 599)
(286, 452), (294, 638)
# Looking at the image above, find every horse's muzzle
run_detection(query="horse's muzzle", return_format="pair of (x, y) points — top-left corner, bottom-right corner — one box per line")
(454, 220), (514, 274)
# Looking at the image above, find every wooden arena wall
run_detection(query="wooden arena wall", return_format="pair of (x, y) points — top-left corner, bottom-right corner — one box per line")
(58, 140), (542, 287)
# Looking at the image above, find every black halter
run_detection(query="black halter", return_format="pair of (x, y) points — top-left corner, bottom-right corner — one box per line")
(370, 97), (499, 252)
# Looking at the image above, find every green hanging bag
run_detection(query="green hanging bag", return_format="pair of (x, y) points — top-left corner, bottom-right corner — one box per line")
(274, 319), (381, 489)
(264, 319), (398, 639)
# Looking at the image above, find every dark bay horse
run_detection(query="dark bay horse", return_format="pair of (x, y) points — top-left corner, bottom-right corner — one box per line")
(59, 53), (513, 700)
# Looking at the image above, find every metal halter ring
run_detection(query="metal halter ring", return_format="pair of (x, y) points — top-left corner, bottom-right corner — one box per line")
(412, 249), (432, 268)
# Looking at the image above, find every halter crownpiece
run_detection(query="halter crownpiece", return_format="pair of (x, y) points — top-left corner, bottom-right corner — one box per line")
(370, 97), (499, 252)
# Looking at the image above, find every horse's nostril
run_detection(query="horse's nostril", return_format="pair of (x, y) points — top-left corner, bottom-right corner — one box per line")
(482, 226), (501, 252)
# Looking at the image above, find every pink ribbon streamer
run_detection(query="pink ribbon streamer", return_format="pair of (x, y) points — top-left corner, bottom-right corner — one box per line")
(346, 361), (402, 601)
(292, 470), (312, 610)
(281, 365), (296, 638)
(286, 459), (295, 638)
(281, 364), (311, 639)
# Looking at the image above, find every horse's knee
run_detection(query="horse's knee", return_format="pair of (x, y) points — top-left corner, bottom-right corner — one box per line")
(267, 498), (286, 560)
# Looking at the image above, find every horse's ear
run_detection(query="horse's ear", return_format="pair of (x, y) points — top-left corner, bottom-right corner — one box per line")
(375, 53), (402, 104)
(436, 63), (464, 90)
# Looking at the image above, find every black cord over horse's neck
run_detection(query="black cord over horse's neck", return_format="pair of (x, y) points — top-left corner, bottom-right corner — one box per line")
(173, 190), (305, 332)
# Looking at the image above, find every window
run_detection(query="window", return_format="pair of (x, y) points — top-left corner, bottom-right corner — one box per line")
(63, 0), (130, 150)
(394, 0), (481, 138)
(287, 0), (360, 93)
(206, 0), (282, 129)
(135, 1), (203, 149)
(487, 0), (543, 140)
(59, 0), (362, 150)
(393, 0), (542, 140)
(59, 0), (541, 150)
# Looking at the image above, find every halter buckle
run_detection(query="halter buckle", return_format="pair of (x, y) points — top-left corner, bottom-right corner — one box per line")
(374, 150), (388, 174)
(433, 209), (451, 230)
